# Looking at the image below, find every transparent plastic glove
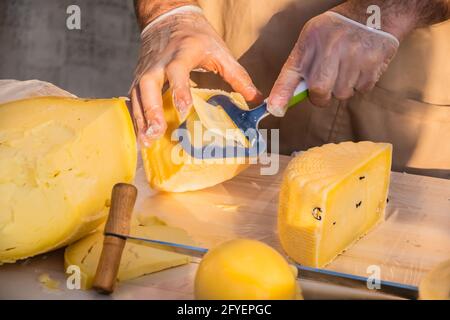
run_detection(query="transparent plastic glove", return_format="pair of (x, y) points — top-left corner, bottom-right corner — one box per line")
(130, 7), (261, 147)
(268, 11), (399, 115)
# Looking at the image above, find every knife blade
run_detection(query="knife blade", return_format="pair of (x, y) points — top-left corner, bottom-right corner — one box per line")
(296, 264), (418, 300)
(109, 232), (208, 259)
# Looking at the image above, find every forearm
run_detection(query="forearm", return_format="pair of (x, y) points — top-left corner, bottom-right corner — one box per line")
(134, 0), (199, 30)
(332, 0), (449, 40)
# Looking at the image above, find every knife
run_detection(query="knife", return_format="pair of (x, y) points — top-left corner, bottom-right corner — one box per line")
(104, 231), (418, 299)
(93, 183), (418, 299)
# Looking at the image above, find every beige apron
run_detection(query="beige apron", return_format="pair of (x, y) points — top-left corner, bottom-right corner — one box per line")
(195, 0), (450, 179)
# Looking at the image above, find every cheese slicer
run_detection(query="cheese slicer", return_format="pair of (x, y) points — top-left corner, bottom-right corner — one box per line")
(176, 81), (309, 159)
(93, 183), (419, 300)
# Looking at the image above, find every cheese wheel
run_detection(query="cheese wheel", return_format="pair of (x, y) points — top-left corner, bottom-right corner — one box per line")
(142, 89), (252, 192)
(0, 97), (137, 263)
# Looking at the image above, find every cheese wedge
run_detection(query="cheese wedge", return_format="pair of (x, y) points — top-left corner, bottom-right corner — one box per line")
(142, 88), (252, 193)
(64, 222), (194, 289)
(278, 141), (392, 267)
(0, 97), (137, 263)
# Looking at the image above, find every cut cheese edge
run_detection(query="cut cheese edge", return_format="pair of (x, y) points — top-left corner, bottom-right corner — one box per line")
(0, 97), (137, 263)
(64, 220), (195, 290)
(142, 88), (252, 193)
(278, 141), (392, 267)
(419, 259), (450, 300)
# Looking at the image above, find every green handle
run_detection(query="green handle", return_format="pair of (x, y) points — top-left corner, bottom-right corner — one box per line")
(286, 80), (308, 108)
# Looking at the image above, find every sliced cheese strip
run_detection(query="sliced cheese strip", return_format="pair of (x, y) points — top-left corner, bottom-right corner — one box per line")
(278, 141), (392, 267)
(64, 223), (195, 290)
(191, 93), (249, 148)
(0, 97), (136, 264)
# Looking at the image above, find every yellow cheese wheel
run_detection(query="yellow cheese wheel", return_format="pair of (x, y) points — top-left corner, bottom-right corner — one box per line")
(278, 141), (392, 267)
(142, 89), (252, 192)
(194, 239), (300, 300)
(0, 97), (137, 263)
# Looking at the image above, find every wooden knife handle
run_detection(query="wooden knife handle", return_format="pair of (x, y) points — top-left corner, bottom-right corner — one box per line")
(92, 183), (137, 294)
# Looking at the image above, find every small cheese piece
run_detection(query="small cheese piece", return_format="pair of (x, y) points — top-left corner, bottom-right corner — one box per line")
(142, 88), (252, 193)
(278, 141), (392, 267)
(64, 223), (195, 290)
(419, 259), (450, 300)
(0, 97), (137, 263)
(194, 239), (301, 300)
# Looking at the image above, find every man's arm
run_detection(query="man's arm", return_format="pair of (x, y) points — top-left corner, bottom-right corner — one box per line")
(130, 0), (260, 147)
(134, 0), (199, 30)
(267, 0), (449, 111)
(333, 0), (450, 40)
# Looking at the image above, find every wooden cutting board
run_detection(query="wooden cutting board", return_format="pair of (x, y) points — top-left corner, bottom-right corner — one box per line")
(134, 154), (450, 287)
(0, 154), (449, 299)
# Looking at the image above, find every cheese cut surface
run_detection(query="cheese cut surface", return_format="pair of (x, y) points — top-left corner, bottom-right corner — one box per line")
(142, 88), (252, 193)
(0, 97), (137, 264)
(278, 141), (392, 267)
(64, 221), (194, 289)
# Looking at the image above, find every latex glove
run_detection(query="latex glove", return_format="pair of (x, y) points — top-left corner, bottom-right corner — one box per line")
(268, 11), (399, 115)
(131, 7), (261, 147)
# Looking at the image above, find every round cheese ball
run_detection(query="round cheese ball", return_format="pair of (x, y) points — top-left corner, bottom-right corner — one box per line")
(194, 239), (300, 300)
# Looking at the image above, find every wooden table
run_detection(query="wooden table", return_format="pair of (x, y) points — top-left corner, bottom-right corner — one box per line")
(1, 155), (449, 299)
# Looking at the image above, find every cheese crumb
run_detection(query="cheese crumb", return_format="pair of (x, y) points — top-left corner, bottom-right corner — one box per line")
(215, 204), (242, 212)
(38, 273), (60, 290)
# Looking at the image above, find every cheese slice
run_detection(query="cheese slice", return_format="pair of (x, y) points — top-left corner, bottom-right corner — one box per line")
(0, 97), (137, 264)
(142, 88), (252, 193)
(64, 221), (195, 290)
(278, 141), (392, 267)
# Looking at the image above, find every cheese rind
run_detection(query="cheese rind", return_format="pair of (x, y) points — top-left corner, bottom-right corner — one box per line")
(142, 89), (252, 193)
(0, 97), (137, 263)
(278, 141), (392, 267)
(64, 223), (194, 289)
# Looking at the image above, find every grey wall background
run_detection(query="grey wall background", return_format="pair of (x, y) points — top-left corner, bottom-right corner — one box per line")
(0, 0), (140, 98)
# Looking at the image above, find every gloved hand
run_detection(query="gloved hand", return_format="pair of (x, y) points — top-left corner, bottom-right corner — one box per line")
(131, 7), (261, 147)
(267, 11), (399, 115)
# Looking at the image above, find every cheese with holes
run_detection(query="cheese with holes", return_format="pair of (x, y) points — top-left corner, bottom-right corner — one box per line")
(278, 141), (392, 267)
(64, 220), (194, 289)
(0, 97), (137, 264)
(142, 89), (252, 193)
